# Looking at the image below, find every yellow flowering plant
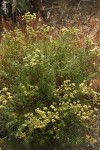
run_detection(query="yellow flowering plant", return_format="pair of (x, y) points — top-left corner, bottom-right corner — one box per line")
(0, 12), (99, 150)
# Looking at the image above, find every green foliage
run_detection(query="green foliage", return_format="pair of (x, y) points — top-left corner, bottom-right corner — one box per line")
(0, 13), (100, 150)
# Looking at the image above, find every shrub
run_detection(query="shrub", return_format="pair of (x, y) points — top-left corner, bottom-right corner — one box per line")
(0, 13), (100, 150)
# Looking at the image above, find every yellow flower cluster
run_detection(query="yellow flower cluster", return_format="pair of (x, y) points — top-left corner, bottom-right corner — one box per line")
(79, 81), (100, 104)
(0, 87), (13, 110)
(53, 80), (98, 122)
(23, 49), (44, 67)
(0, 80), (99, 146)
(90, 45), (100, 57)
(22, 12), (36, 23)
(39, 24), (51, 33)
(53, 80), (76, 101)
(86, 135), (97, 146)
(21, 84), (38, 97)
(16, 105), (60, 139)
